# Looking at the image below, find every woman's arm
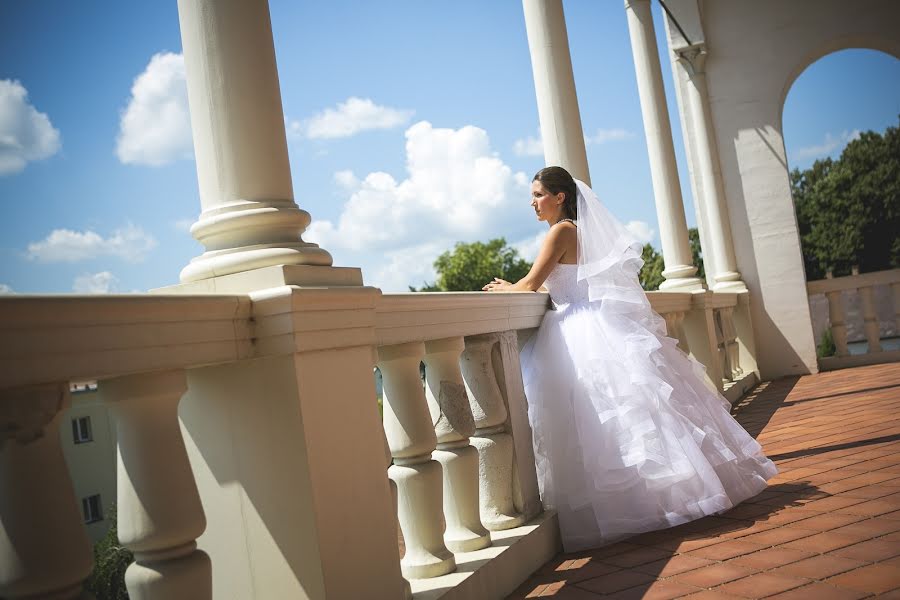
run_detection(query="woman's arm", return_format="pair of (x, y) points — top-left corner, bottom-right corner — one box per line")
(483, 224), (574, 292)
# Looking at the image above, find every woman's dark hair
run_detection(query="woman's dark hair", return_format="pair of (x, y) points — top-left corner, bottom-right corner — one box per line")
(533, 166), (577, 220)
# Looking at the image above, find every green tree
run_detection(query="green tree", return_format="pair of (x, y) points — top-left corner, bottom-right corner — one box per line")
(415, 238), (531, 292)
(85, 505), (133, 600)
(688, 227), (705, 281)
(638, 243), (665, 291)
(791, 117), (900, 279)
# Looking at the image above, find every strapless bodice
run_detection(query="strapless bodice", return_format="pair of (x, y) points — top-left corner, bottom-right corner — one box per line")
(544, 263), (589, 306)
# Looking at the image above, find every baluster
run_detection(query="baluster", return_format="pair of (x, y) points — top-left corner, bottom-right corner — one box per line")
(378, 342), (456, 579)
(665, 311), (691, 353)
(0, 384), (93, 599)
(460, 335), (525, 531)
(102, 370), (210, 599)
(375, 366), (413, 599)
(720, 306), (742, 378)
(713, 309), (730, 383)
(424, 338), (492, 552)
(858, 286), (882, 353)
(826, 290), (850, 356)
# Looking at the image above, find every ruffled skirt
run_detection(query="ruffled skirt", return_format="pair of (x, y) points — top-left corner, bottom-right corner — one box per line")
(520, 297), (777, 552)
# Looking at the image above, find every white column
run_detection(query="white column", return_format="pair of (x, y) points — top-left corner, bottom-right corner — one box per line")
(676, 45), (747, 292)
(102, 370), (211, 599)
(859, 286), (882, 353)
(378, 342), (456, 580)
(625, 0), (703, 291)
(460, 335), (525, 531)
(522, 0), (591, 185)
(423, 338), (491, 553)
(0, 384), (93, 600)
(176, 0), (332, 283)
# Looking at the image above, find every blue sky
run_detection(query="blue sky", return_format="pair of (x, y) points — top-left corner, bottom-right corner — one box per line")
(1, 1), (898, 294)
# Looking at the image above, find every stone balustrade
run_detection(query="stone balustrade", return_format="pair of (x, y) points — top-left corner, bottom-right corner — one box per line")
(0, 285), (759, 599)
(807, 268), (900, 370)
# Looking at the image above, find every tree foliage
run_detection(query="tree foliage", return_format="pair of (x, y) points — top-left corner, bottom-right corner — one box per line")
(791, 117), (900, 279)
(415, 238), (531, 292)
(638, 243), (665, 291)
(85, 506), (132, 600)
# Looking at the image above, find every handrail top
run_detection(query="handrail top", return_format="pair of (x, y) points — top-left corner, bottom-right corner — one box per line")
(806, 268), (900, 295)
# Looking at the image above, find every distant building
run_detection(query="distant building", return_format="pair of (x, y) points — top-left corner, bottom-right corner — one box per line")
(61, 382), (117, 543)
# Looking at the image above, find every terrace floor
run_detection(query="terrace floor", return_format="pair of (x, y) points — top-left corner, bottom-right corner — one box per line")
(508, 362), (900, 599)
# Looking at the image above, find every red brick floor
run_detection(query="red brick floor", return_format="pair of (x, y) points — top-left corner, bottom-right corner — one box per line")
(508, 363), (900, 599)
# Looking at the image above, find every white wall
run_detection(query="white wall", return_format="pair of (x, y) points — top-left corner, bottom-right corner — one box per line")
(670, 0), (900, 378)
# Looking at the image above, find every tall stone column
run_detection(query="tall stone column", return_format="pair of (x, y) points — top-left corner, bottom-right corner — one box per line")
(624, 0), (703, 291)
(676, 45), (747, 292)
(176, 0), (335, 285)
(522, 0), (591, 185)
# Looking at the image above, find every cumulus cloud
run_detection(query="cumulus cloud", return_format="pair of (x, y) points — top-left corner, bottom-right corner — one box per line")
(585, 128), (634, 145)
(513, 133), (543, 157)
(73, 271), (118, 294)
(0, 79), (61, 175)
(794, 129), (861, 161)
(289, 97), (413, 140)
(0, 283), (14, 294)
(116, 52), (192, 166)
(512, 230), (548, 262)
(625, 220), (655, 244)
(27, 224), (157, 263)
(305, 121), (533, 290)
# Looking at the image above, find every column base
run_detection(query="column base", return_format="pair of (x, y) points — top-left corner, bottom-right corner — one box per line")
(712, 279), (748, 292)
(179, 243), (334, 285)
(659, 276), (706, 292)
(154, 264), (364, 294)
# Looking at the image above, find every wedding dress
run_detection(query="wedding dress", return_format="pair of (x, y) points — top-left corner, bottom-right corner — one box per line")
(519, 181), (777, 552)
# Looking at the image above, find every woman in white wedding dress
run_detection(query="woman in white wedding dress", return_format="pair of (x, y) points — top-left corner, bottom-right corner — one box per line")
(483, 166), (776, 552)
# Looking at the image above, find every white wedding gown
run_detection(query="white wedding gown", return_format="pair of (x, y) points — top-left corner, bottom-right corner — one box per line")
(520, 261), (777, 552)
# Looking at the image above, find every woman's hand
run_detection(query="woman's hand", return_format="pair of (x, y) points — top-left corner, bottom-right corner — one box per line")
(482, 277), (513, 292)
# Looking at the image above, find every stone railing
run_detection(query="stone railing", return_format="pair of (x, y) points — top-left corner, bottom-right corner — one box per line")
(0, 286), (758, 599)
(807, 268), (900, 370)
(649, 290), (759, 403)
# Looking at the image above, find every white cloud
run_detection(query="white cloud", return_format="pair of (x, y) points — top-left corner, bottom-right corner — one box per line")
(513, 127), (632, 157)
(513, 133), (543, 157)
(116, 52), (192, 166)
(0, 79), (61, 175)
(0, 283), (14, 294)
(27, 224), (157, 263)
(625, 220), (655, 244)
(585, 128), (634, 145)
(305, 121), (533, 290)
(173, 217), (194, 232)
(290, 97), (413, 140)
(333, 169), (359, 190)
(512, 230), (548, 262)
(794, 129), (861, 161)
(73, 272), (118, 294)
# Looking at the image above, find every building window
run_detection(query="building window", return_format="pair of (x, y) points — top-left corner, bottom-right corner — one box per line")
(82, 494), (103, 524)
(72, 416), (92, 444)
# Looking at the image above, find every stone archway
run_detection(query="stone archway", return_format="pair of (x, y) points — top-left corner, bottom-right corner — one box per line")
(664, 0), (900, 379)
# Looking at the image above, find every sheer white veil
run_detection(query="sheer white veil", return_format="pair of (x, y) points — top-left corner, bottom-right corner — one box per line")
(574, 179), (647, 305)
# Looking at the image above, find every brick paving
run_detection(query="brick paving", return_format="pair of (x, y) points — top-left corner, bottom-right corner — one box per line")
(508, 363), (900, 599)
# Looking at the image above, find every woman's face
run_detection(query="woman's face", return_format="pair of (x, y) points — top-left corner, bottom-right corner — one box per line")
(531, 179), (563, 223)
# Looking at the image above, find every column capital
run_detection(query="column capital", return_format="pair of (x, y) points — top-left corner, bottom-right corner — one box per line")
(675, 42), (708, 76)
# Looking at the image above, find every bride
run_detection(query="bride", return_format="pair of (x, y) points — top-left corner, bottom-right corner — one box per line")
(483, 166), (776, 552)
